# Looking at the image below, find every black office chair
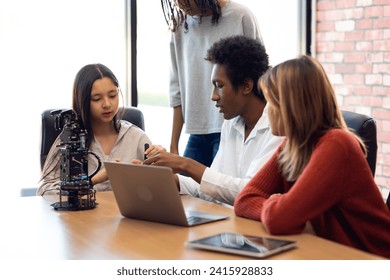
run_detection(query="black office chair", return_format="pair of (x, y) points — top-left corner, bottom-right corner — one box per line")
(341, 111), (389, 210)
(387, 193), (390, 210)
(20, 106), (145, 197)
(341, 110), (377, 176)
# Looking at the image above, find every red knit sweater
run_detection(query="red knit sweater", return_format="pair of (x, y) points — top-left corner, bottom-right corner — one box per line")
(234, 129), (390, 258)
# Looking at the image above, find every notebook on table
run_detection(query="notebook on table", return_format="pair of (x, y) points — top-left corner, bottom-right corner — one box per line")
(104, 162), (229, 226)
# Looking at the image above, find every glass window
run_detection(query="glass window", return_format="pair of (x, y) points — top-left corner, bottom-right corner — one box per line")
(235, 0), (303, 65)
(0, 0), (126, 197)
(136, 0), (175, 150)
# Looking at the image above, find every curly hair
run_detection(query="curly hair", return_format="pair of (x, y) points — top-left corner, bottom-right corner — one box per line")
(205, 35), (269, 101)
(161, 0), (222, 32)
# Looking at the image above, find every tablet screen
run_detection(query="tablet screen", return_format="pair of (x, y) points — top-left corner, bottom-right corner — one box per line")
(187, 232), (297, 258)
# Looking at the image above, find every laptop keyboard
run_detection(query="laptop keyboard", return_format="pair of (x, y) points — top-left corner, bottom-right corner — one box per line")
(187, 215), (212, 225)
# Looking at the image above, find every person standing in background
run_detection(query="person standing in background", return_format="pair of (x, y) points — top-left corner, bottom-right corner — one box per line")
(161, 0), (263, 167)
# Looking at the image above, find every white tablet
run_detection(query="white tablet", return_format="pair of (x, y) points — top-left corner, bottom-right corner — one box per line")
(187, 232), (297, 258)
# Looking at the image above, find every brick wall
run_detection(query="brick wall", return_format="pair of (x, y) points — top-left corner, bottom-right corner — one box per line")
(315, 0), (390, 200)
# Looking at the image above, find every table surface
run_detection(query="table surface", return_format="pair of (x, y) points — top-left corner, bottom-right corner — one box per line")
(0, 191), (384, 260)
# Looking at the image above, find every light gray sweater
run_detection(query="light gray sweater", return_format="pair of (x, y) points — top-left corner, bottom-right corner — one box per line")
(169, 1), (263, 134)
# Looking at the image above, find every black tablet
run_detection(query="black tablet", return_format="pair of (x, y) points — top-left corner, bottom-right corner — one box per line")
(187, 232), (297, 258)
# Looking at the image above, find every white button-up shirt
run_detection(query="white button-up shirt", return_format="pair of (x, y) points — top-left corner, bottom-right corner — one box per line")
(179, 106), (284, 205)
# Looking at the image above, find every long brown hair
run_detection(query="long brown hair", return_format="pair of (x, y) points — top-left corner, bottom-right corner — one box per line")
(72, 63), (125, 147)
(260, 55), (366, 181)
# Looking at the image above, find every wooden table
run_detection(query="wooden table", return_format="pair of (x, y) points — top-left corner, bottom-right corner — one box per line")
(0, 191), (384, 260)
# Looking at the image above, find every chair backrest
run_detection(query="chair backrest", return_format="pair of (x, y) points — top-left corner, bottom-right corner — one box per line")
(40, 106), (145, 170)
(341, 111), (390, 210)
(341, 110), (377, 176)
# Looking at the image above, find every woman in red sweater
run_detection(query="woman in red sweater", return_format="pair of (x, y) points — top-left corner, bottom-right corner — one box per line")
(234, 55), (390, 258)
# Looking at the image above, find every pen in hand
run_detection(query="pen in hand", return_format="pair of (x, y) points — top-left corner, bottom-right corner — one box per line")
(144, 143), (150, 161)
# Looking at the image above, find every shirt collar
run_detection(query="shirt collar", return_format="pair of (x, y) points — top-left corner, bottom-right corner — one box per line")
(231, 104), (271, 141)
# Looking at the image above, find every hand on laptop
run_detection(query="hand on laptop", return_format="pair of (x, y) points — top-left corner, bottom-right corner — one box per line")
(91, 167), (108, 185)
(142, 145), (207, 184)
(93, 160), (122, 185)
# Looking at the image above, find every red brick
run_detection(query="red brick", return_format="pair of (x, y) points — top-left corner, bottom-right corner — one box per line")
(384, 28), (390, 39)
(343, 8), (365, 19)
(373, 108), (390, 119)
(317, 41), (335, 52)
(344, 74), (365, 84)
(383, 96), (390, 108)
(340, 105), (358, 111)
(379, 174), (390, 187)
(351, 85), (373, 95)
(382, 143), (390, 153)
(334, 41), (355, 51)
(366, 52), (384, 63)
(365, 29), (384, 40)
(317, 1), (337, 10)
(365, 74), (383, 84)
(325, 31), (346, 41)
(344, 52), (366, 62)
(381, 121), (390, 132)
(321, 63), (336, 73)
(316, 53), (327, 62)
(382, 166), (390, 175)
(373, 40), (390, 51)
(323, 10), (346, 21)
(376, 119), (383, 129)
(335, 64), (355, 73)
(375, 164), (382, 177)
(384, 52), (390, 62)
(373, 85), (390, 95)
(357, 0), (375, 7)
(362, 95), (386, 106)
(344, 95), (364, 105)
(335, 85), (352, 95)
(384, 74), (390, 85)
(345, 30), (365, 41)
(356, 41), (373, 50)
(355, 63), (373, 73)
(316, 11), (328, 21)
(317, 21), (335, 32)
(378, 150), (390, 165)
(373, 18), (390, 28)
(316, 32), (327, 42)
(365, 6), (385, 17)
(375, 177), (388, 190)
(328, 73), (344, 84)
(324, 52), (345, 62)
(355, 18), (374, 29)
(374, 0), (390, 5)
(373, 63), (390, 73)
(384, 5), (390, 16)
(336, 0), (358, 8)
